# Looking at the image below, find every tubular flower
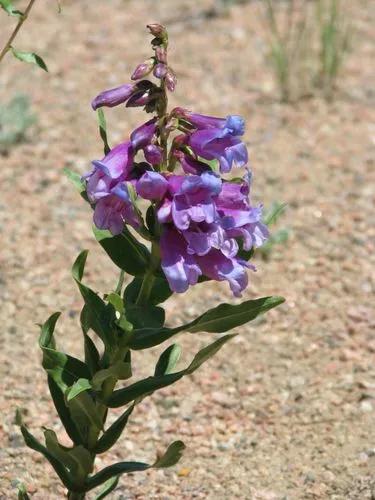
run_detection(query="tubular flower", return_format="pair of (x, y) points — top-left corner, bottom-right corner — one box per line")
(157, 172), (268, 296)
(84, 141), (134, 202)
(173, 109), (248, 173)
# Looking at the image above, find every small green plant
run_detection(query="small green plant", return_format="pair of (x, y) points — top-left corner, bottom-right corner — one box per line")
(260, 0), (351, 102)
(316, 0), (351, 100)
(261, 0), (313, 102)
(0, 94), (35, 153)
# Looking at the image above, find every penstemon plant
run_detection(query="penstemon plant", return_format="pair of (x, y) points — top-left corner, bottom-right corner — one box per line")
(17, 24), (284, 499)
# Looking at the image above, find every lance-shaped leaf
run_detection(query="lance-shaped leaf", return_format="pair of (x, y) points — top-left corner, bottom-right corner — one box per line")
(108, 334), (235, 408)
(66, 388), (103, 432)
(97, 109), (110, 155)
(94, 404), (134, 454)
(39, 313), (89, 444)
(11, 48), (48, 71)
(63, 167), (88, 199)
(124, 276), (172, 306)
(18, 419), (76, 490)
(0, 0), (23, 17)
(126, 304), (165, 330)
(93, 227), (150, 276)
(44, 429), (93, 481)
(129, 295), (285, 350)
(72, 251), (116, 349)
(94, 476), (119, 500)
(85, 440), (185, 491)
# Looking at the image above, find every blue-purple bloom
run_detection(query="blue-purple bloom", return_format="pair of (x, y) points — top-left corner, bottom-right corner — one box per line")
(174, 109), (248, 173)
(157, 172), (268, 296)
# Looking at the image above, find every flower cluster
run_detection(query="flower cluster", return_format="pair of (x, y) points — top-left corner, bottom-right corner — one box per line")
(83, 24), (268, 297)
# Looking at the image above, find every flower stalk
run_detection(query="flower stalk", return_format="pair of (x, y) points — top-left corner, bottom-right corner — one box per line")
(17, 23), (284, 500)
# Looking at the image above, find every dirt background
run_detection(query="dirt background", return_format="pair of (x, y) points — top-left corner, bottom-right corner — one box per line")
(0, 0), (374, 498)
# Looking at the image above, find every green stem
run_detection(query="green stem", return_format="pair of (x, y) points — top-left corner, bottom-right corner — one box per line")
(67, 492), (85, 500)
(135, 242), (160, 305)
(0, 0), (37, 64)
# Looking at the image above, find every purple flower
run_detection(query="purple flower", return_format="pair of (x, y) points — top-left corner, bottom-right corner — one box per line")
(176, 109), (245, 136)
(189, 129), (248, 173)
(131, 59), (155, 80)
(173, 109), (248, 173)
(130, 118), (157, 150)
(91, 84), (136, 111)
(85, 141), (134, 202)
(197, 251), (252, 297)
(157, 171), (267, 296)
(93, 188), (139, 235)
(136, 171), (168, 200)
(160, 227), (201, 293)
(216, 181), (269, 250)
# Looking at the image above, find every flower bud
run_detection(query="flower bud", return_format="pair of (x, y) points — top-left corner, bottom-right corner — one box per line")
(153, 63), (168, 79)
(144, 144), (163, 165)
(147, 23), (167, 38)
(131, 58), (155, 80)
(91, 83), (136, 110)
(165, 69), (177, 92)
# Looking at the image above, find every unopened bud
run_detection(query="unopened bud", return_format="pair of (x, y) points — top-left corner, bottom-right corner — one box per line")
(144, 144), (163, 165)
(153, 63), (168, 79)
(165, 69), (177, 92)
(147, 23), (167, 38)
(131, 58), (155, 80)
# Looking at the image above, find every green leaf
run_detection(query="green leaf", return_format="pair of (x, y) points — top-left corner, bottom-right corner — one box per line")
(19, 423), (75, 490)
(0, 0), (23, 17)
(124, 276), (172, 306)
(63, 167), (86, 196)
(66, 390), (103, 431)
(108, 334), (235, 408)
(93, 226), (150, 276)
(72, 251), (116, 348)
(186, 296), (285, 334)
(94, 404), (134, 454)
(85, 440), (185, 491)
(154, 344), (181, 376)
(129, 296), (285, 350)
(97, 109), (110, 155)
(92, 361), (132, 391)
(44, 429), (93, 480)
(11, 48), (48, 71)
(39, 313), (91, 392)
(48, 376), (83, 445)
(80, 308), (101, 376)
(94, 476), (119, 500)
(126, 304), (165, 330)
(66, 378), (92, 402)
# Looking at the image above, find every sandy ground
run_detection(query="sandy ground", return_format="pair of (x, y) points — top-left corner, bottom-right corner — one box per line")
(0, 0), (374, 498)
